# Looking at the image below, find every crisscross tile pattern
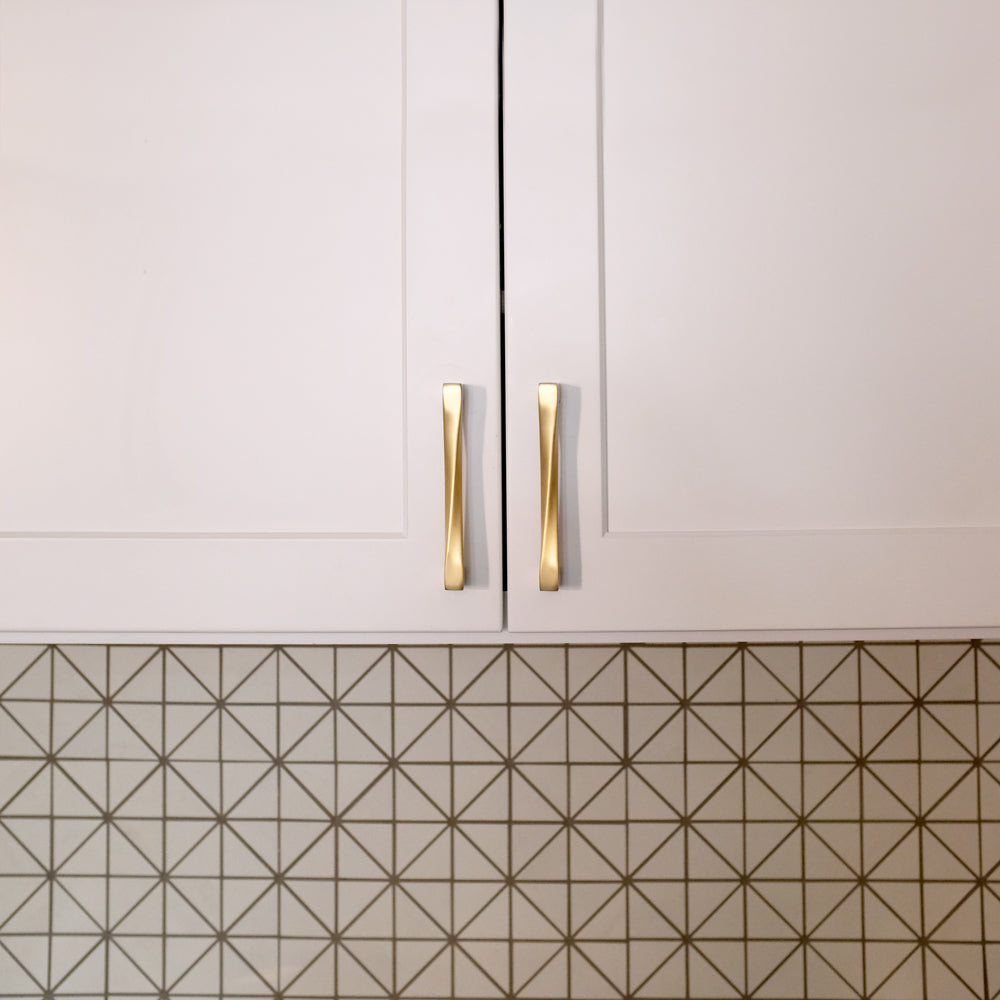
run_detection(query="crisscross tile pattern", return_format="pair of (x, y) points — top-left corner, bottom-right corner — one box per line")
(0, 644), (998, 998)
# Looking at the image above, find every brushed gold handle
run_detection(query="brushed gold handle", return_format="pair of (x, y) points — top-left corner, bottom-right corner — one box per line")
(442, 383), (465, 591)
(538, 383), (559, 591)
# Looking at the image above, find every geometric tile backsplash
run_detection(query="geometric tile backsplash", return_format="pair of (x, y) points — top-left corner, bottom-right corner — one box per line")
(1, 643), (998, 999)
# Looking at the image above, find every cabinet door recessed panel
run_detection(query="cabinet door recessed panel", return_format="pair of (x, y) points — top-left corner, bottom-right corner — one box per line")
(0, 0), (404, 535)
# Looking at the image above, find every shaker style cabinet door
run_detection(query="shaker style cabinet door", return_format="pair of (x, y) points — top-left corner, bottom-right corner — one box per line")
(0, 0), (501, 632)
(504, 1), (1000, 631)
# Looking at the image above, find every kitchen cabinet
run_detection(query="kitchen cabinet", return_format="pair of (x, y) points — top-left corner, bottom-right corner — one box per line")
(0, 0), (502, 632)
(4, 1), (1000, 637)
(504, 0), (1000, 632)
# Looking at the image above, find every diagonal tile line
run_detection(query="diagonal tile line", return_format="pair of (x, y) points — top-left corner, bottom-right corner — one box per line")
(750, 941), (803, 997)
(511, 764), (568, 822)
(688, 878), (742, 937)
(54, 647), (106, 701)
(107, 877), (163, 934)
(512, 823), (566, 879)
(452, 647), (507, 702)
(803, 763), (861, 822)
(108, 934), (162, 991)
(452, 704), (512, 760)
(281, 938), (336, 994)
(165, 647), (218, 702)
(687, 646), (741, 702)
(744, 763), (800, 820)
(335, 706), (394, 763)
(629, 937), (685, 996)
(744, 880), (804, 938)
(685, 823), (745, 882)
(336, 647), (390, 702)
(220, 704), (279, 762)
(625, 646), (684, 703)
(454, 765), (506, 821)
(571, 824), (626, 880)
(924, 880), (983, 940)
(0, 645), (50, 700)
(804, 939), (865, 998)
(807, 883), (859, 936)
(920, 703), (978, 759)
(281, 816), (337, 876)
(746, 646), (800, 702)
(0, 702), (49, 756)
(861, 647), (918, 699)
(279, 879), (336, 935)
(510, 882), (568, 939)
(570, 647), (622, 702)
(338, 824), (393, 881)
(922, 762), (979, 818)
(569, 938), (628, 998)
(802, 704), (862, 761)
(51, 933), (105, 991)
(689, 764), (742, 821)
(628, 703), (685, 761)
(860, 762), (919, 820)
(626, 762), (684, 820)
(926, 938), (986, 997)
(338, 881), (393, 937)
(52, 873), (106, 934)
(861, 702), (918, 760)
(572, 882), (627, 939)
(277, 768), (335, 826)
(510, 649), (565, 702)
(51, 703), (105, 757)
(276, 647), (336, 703)
(0, 816), (48, 871)
(629, 881), (686, 939)
(451, 825), (507, 881)
(223, 880), (277, 938)
(687, 704), (743, 759)
(745, 704), (801, 759)
(860, 823), (917, 878)
(862, 880), (923, 939)
(512, 707), (567, 761)
(802, 645), (857, 701)
(452, 936), (510, 994)
(220, 823), (280, 884)
(865, 940), (922, 997)
(0, 936), (46, 991)
(629, 821), (683, 875)
(51, 757), (106, 814)
(0, 876), (47, 932)
(393, 647), (450, 702)
(53, 819), (107, 876)
(167, 938), (220, 993)
(164, 820), (220, 879)
(339, 765), (393, 819)
(108, 646), (163, 701)
(397, 705), (450, 760)
(689, 937), (745, 996)
(221, 647), (278, 702)
(395, 822), (449, 878)
(803, 823), (863, 880)
(454, 881), (507, 938)
(397, 938), (451, 994)
(280, 705), (335, 762)
(920, 646), (975, 702)
(513, 940), (565, 997)
(339, 936), (394, 994)
(107, 702), (163, 760)
(110, 762), (165, 820)
(570, 764), (626, 822)
(163, 758), (229, 818)
(166, 704), (220, 758)
(567, 703), (623, 760)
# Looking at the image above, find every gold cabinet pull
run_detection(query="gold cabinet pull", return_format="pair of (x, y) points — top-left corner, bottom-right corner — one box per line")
(442, 383), (465, 591)
(538, 383), (560, 591)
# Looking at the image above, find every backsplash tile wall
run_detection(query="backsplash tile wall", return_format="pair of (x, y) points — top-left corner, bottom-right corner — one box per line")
(0, 643), (997, 999)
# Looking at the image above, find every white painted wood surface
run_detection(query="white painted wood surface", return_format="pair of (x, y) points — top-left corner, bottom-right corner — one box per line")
(504, 0), (1000, 631)
(0, 0), (501, 631)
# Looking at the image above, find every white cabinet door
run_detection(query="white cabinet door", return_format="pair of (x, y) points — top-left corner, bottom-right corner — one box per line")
(0, 0), (500, 632)
(505, 0), (1000, 631)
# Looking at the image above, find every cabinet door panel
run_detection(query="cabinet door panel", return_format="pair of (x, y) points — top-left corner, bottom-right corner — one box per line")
(0, 0), (500, 632)
(505, 0), (1000, 631)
